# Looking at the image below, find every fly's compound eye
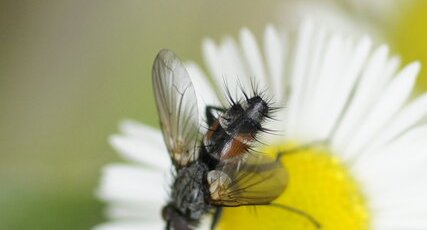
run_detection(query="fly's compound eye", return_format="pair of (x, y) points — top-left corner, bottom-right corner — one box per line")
(162, 205), (172, 221)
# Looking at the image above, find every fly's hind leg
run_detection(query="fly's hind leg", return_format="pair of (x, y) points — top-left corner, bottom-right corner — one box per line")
(210, 207), (223, 230)
(269, 203), (322, 229)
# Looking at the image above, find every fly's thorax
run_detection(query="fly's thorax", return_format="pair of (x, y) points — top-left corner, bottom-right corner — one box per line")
(170, 161), (211, 221)
(219, 96), (269, 138)
(203, 95), (270, 162)
(241, 96), (270, 123)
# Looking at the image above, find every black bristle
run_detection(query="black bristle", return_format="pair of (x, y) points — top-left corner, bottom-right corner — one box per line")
(224, 83), (236, 106)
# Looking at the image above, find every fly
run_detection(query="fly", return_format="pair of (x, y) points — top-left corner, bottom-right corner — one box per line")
(152, 49), (320, 230)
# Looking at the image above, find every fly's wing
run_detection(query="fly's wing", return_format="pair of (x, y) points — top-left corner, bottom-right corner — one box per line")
(152, 49), (200, 167)
(207, 154), (288, 206)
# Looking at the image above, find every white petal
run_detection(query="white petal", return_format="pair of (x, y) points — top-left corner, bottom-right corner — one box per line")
(118, 120), (164, 145)
(96, 164), (169, 205)
(218, 36), (250, 100)
(317, 36), (371, 140)
(240, 28), (268, 91)
(110, 135), (170, 170)
(340, 62), (420, 160)
(352, 125), (427, 223)
(105, 204), (162, 222)
(264, 25), (287, 103)
(353, 124), (427, 174)
(202, 39), (223, 98)
(374, 218), (427, 230)
(286, 20), (315, 138)
(297, 32), (347, 140)
(300, 35), (372, 142)
(95, 215), (211, 230)
(372, 192), (427, 216)
(93, 221), (163, 230)
(295, 26), (327, 139)
(185, 61), (221, 122)
(367, 93), (427, 149)
(331, 45), (395, 152)
(203, 37), (254, 102)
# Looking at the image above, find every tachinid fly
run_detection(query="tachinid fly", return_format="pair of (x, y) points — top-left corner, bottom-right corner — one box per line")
(152, 49), (319, 230)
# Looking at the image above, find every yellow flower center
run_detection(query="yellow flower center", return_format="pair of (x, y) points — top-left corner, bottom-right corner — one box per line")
(218, 143), (370, 230)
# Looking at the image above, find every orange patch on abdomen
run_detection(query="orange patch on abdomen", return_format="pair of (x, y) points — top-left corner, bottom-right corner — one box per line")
(206, 121), (221, 140)
(220, 137), (251, 160)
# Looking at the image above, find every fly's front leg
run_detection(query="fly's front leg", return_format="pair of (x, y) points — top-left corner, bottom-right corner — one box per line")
(276, 140), (329, 162)
(205, 106), (226, 126)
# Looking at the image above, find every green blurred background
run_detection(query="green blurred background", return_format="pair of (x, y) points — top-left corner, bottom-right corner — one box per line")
(0, 1), (426, 229)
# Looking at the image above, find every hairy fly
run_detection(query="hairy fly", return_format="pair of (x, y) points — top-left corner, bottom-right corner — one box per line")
(152, 49), (317, 230)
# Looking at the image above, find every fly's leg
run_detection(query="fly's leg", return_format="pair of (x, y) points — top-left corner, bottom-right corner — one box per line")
(206, 106), (226, 126)
(269, 203), (321, 229)
(276, 140), (329, 162)
(199, 106), (226, 170)
(210, 207), (223, 230)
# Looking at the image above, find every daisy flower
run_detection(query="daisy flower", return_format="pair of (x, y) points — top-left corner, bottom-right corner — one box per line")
(94, 20), (427, 230)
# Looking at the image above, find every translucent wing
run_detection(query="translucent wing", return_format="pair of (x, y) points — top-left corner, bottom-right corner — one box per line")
(152, 49), (200, 167)
(207, 154), (288, 206)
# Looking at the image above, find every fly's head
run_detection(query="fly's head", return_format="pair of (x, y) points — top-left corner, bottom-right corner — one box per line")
(162, 204), (192, 230)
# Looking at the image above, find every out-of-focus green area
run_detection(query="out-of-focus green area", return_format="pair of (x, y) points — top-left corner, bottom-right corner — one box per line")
(392, 0), (427, 92)
(0, 1), (284, 229)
